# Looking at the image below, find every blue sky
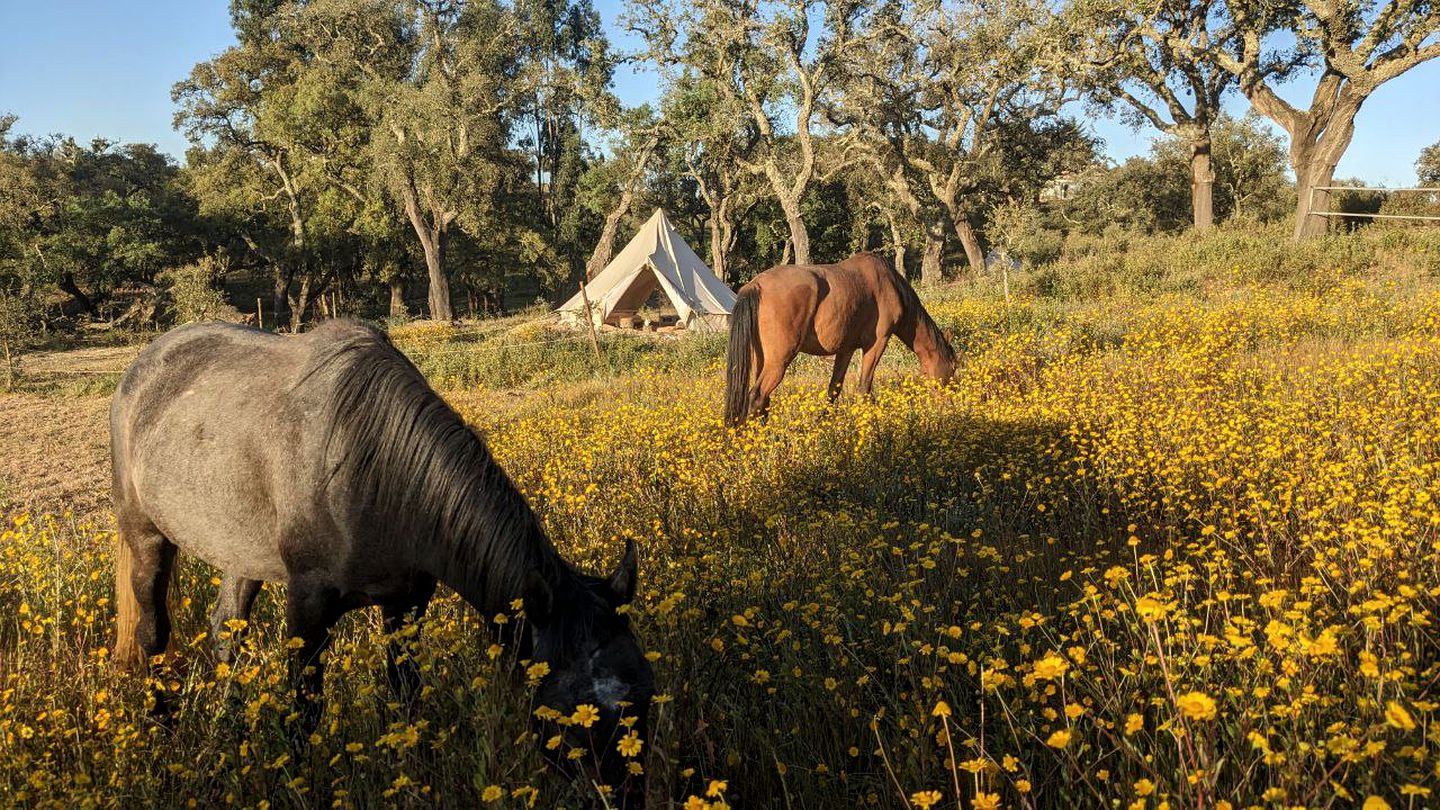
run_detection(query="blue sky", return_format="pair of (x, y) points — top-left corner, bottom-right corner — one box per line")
(2, 0), (1436, 185)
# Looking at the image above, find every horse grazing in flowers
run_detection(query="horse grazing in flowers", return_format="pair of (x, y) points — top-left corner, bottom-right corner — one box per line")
(110, 320), (653, 808)
(724, 251), (957, 426)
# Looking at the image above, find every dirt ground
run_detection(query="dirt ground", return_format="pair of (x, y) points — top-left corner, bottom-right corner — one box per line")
(0, 393), (114, 519)
(21, 344), (142, 376)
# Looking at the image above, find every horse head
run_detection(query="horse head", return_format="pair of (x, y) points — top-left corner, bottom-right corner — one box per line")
(524, 539), (653, 809)
(922, 325), (958, 383)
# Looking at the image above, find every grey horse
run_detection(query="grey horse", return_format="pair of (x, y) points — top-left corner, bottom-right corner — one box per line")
(110, 319), (652, 808)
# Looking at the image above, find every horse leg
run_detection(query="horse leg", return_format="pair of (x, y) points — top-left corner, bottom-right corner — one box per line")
(382, 577), (436, 703)
(123, 523), (177, 718)
(856, 339), (890, 396)
(750, 359), (793, 422)
(738, 345), (765, 425)
(284, 577), (342, 743)
(210, 575), (263, 664)
(828, 350), (855, 402)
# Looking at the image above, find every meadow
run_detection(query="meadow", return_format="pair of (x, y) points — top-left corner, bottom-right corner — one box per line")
(4, 224), (1440, 808)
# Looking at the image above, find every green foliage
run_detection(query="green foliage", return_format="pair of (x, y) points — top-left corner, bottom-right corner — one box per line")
(0, 288), (35, 389)
(1420, 140), (1440, 186)
(1061, 113), (1291, 235)
(0, 129), (202, 316)
(990, 201), (1042, 263)
(163, 256), (237, 325)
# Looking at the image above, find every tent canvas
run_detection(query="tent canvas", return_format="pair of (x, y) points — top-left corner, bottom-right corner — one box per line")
(558, 209), (737, 331)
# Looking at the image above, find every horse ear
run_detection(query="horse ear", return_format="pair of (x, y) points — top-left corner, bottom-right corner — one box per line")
(942, 327), (955, 345)
(522, 570), (554, 627)
(606, 538), (639, 606)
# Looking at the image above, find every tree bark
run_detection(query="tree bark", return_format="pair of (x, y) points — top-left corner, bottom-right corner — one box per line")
(419, 227), (453, 321)
(271, 266), (293, 331)
(887, 212), (907, 280)
(395, 168), (455, 322)
(1223, 64), (1367, 241)
(587, 133), (659, 281)
(1190, 134), (1216, 230)
(1293, 156), (1340, 240)
(953, 218), (984, 273)
(921, 225), (945, 286)
(288, 275), (312, 333)
(389, 278), (406, 317)
(708, 214), (727, 284)
(1289, 121), (1350, 240)
(779, 195), (811, 265)
(586, 186), (636, 281)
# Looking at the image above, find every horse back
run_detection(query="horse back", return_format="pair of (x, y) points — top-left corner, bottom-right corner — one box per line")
(110, 321), (377, 582)
(745, 253), (907, 355)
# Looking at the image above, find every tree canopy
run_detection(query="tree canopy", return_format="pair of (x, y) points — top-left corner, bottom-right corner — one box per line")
(3, 0), (1431, 330)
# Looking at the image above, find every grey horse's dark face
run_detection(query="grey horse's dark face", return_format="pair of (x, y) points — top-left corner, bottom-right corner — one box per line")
(524, 543), (653, 809)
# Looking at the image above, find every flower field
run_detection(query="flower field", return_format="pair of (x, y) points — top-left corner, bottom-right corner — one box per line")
(5, 275), (1440, 808)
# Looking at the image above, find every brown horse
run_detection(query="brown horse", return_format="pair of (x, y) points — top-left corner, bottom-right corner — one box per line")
(724, 252), (956, 425)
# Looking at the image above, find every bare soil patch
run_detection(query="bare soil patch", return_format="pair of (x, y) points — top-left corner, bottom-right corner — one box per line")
(0, 393), (113, 519)
(22, 344), (141, 376)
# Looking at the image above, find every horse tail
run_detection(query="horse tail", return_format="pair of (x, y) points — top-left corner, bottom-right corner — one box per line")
(112, 536), (142, 671)
(725, 287), (760, 426)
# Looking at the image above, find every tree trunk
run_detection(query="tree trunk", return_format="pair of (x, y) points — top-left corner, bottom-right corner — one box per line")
(709, 215), (728, 284)
(588, 133), (658, 280)
(885, 212), (907, 278)
(953, 218), (984, 273)
(921, 226), (945, 286)
(778, 196), (811, 265)
(1240, 87), (1360, 241)
(1292, 147), (1341, 240)
(586, 187), (636, 281)
(288, 275), (312, 333)
(419, 228), (452, 321)
(389, 278), (406, 317)
(396, 174), (454, 321)
(57, 272), (95, 315)
(272, 268), (290, 331)
(1190, 135), (1216, 230)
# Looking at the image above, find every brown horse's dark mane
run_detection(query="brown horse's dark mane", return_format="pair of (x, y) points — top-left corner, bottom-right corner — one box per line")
(304, 321), (594, 623)
(880, 256), (954, 365)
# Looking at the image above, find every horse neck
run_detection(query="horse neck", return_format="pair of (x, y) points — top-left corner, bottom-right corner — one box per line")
(419, 449), (575, 619)
(896, 289), (940, 360)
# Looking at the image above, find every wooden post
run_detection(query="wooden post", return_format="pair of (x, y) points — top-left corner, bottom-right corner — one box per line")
(577, 278), (604, 367)
(256, 297), (263, 330)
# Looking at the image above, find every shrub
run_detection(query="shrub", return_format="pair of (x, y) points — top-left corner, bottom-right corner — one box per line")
(162, 256), (238, 325)
(0, 289), (36, 389)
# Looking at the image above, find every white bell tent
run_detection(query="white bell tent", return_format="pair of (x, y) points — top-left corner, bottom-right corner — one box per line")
(558, 209), (736, 331)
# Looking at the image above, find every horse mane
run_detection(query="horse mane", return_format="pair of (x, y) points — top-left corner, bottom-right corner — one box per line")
(300, 320), (581, 619)
(863, 252), (955, 364)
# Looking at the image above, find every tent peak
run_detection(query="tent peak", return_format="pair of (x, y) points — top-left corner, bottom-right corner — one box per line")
(557, 208), (737, 332)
